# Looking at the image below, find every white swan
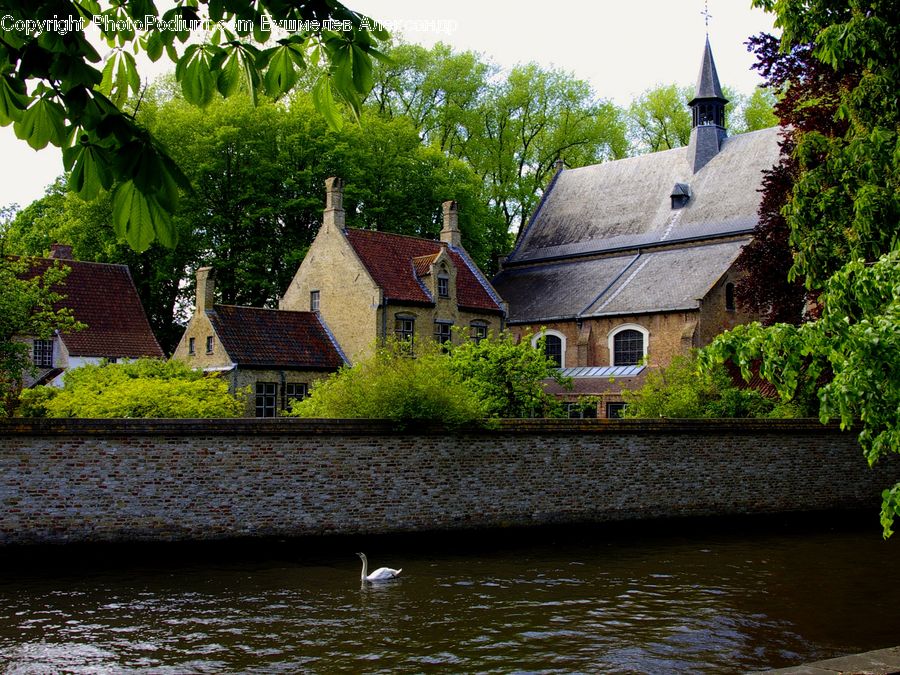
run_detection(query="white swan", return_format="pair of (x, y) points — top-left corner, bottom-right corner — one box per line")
(356, 552), (402, 582)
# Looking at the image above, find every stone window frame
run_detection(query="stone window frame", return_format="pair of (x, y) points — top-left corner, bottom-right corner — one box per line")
(433, 319), (453, 348)
(394, 313), (416, 350)
(255, 382), (277, 418)
(206, 335), (214, 354)
(437, 275), (450, 299)
(283, 382), (309, 410)
(188, 337), (196, 355)
(725, 282), (736, 312)
(608, 323), (649, 366)
(310, 290), (320, 312)
(470, 321), (488, 343)
(531, 329), (566, 369)
(32, 339), (53, 367)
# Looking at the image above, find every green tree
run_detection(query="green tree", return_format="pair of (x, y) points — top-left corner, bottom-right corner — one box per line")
(1, 0), (387, 252)
(627, 84), (692, 153)
(18, 358), (245, 418)
(0, 254), (84, 414)
(704, 0), (900, 536)
(446, 331), (570, 418)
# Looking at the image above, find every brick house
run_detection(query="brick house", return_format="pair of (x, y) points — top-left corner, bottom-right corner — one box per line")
(171, 267), (346, 416)
(18, 244), (164, 388)
(492, 39), (780, 418)
(280, 178), (506, 364)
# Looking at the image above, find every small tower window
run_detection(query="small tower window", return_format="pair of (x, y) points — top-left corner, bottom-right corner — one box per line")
(310, 290), (320, 312)
(725, 282), (736, 311)
(437, 275), (450, 298)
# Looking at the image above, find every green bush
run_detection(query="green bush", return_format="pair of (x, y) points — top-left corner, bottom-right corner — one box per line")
(17, 358), (246, 418)
(622, 352), (799, 419)
(287, 339), (486, 426)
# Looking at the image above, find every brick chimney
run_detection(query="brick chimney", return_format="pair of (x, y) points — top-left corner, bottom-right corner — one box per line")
(195, 267), (215, 313)
(323, 176), (345, 230)
(440, 200), (461, 247)
(49, 243), (73, 260)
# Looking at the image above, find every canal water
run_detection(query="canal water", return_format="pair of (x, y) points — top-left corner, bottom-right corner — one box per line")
(0, 516), (898, 674)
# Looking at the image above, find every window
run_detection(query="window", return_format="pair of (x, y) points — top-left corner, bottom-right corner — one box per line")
(434, 321), (453, 348)
(310, 290), (320, 312)
(606, 402), (626, 419)
(32, 339), (53, 367)
(545, 334), (563, 368)
(206, 335), (214, 354)
(608, 324), (648, 366)
(437, 275), (449, 298)
(725, 282), (736, 311)
(531, 330), (566, 368)
(255, 382), (277, 417)
(470, 322), (488, 343)
(395, 316), (415, 341)
(188, 337), (196, 355)
(565, 401), (597, 419)
(284, 382), (308, 410)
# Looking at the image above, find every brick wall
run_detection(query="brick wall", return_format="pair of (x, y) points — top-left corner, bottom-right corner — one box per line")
(0, 418), (893, 546)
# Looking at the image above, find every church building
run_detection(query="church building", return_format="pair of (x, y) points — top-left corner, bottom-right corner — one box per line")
(492, 39), (781, 417)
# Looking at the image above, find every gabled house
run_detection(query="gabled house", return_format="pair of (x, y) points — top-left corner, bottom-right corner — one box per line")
(280, 178), (506, 364)
(19, 244), (164, 388)
(171, 267), (346, 416)
(492, 39), (780, 417)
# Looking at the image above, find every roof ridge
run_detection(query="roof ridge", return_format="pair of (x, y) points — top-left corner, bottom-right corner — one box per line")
(346, 227), (444, 245)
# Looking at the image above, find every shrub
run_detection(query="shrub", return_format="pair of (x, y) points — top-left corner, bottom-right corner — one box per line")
(622, 352), (794, 419)
(17, 358), (246, 418)
(287, 339), (486, 426)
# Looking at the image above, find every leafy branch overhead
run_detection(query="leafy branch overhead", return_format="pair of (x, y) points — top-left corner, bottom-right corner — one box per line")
(0, 0), (388, 251)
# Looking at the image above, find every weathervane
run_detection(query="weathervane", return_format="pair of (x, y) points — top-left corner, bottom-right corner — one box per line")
(701, 1), (712, 34)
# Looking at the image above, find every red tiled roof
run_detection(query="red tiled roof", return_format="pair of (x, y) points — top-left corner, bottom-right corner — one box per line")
(18, 257), (164, 358)
(412, 253), (439, 278)
(344, 229), (502, 313)
(208, 305), (345, 370)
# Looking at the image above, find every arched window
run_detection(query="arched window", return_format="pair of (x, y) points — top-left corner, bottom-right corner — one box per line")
(725, 282), (736, 311)
(608, 324), (649, 366)
(531, 330), (566, 369)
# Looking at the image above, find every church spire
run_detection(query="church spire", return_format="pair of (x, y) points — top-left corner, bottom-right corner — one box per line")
(687, 37), (728, 173)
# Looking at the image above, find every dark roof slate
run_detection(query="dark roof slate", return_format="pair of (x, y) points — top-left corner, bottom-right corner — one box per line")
(690, 37), (727, 103)
(344, 229), (502, 313)
(207, 305), (345, 370)
(19, 257), (164, 358)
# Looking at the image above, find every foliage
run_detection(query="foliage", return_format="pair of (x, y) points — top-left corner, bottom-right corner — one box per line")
(709, 1), (900, 535)
(621, 353), (801, 420)
(627, 84), (692, 153)
(446, 330), (570, 419)
(18, 358), (246, 418)
(287, 339), (486, 426)
(0, 0), (387, 251)
(0, 254), (84, 415)
(370, 43), (628, 242)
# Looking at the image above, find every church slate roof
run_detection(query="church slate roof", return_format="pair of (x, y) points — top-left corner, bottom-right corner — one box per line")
(507, 126), (780, 265)
(207, 305), (345, 370)
(690, 37), (728, 104)
(18, 257), (164, 358)
(344, 228), (504, 314)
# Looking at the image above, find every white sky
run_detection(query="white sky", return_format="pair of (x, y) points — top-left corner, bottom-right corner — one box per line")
(0, 0), (776, 211)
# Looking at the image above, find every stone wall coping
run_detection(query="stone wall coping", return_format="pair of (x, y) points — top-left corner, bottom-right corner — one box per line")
(0, 417), (846, 438)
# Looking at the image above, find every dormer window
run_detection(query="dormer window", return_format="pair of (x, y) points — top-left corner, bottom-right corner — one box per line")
(671, 183), (691, 209)
(437, 275), (449, 298)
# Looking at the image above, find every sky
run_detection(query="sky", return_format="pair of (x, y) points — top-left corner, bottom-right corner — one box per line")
(0, 0), (777, 211)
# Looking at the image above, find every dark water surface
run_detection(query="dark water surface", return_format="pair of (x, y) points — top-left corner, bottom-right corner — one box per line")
(1, 517), (898, 674)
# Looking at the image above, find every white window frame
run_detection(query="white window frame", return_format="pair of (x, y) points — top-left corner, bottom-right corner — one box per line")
(607, 323), (649, 366)
(531, 329), (566, 369)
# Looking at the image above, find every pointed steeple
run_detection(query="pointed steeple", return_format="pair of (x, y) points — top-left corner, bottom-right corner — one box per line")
(687, 37), (729, 173)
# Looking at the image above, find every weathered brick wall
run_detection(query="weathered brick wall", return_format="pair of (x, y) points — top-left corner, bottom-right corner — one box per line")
(0, 419), (893, 546)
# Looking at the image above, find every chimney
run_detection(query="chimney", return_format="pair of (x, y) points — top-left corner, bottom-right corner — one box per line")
(49, 243), (73, 260)
(323, 176), (345, 230)
(196, 267), (215, 313)
(440, 200), (461, 247)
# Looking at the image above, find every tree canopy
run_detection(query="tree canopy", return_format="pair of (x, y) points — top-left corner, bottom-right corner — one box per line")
(703, 0), (900, 536)
(0, 0), (387, 251)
